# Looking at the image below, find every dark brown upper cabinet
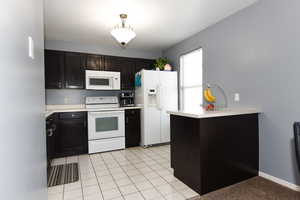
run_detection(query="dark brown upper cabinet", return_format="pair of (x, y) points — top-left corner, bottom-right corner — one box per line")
(135, 59), (155, 73)
(104, 56), (122, 72)
(44, 49), (155, 90)
(44, 50), (64, 89)
(64, 52), (86, 89)
(105, 56), (136, 90)
(119, 58), (136, 90)
(86, 54), (105, 71)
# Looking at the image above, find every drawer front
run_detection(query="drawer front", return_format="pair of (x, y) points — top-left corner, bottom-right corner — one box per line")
(59, 112), (85, 119)
(88, 137), (125, 154)
(125, 109), (140, 115)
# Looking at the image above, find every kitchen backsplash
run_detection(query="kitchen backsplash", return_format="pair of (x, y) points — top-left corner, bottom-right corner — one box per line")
(46, 89), (128, 105)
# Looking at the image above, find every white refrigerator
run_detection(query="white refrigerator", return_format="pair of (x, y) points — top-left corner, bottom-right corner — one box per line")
(135, 70), (178, 146)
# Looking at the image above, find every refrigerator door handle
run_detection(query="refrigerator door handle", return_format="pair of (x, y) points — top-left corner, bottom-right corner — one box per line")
(156, 85), (160, 110)
(157, 85), (162, 110)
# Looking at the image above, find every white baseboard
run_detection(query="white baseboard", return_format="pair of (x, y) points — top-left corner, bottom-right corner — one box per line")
(259, 171), (300, 192)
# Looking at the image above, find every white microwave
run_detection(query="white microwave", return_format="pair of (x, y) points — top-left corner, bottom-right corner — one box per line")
(85, 70), (120, 90)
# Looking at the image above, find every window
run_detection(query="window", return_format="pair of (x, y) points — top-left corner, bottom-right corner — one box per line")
(180, 48), (203, 110)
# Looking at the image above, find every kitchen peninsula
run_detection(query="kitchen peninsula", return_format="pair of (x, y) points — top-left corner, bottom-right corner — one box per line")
(167, 108), (260, 195)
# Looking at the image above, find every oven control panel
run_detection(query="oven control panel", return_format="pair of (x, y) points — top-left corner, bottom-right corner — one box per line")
(86, 96), (119, 105)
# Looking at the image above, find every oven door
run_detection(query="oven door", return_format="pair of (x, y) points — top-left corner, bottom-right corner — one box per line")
(88, 111), (125, 140)
(86, 76), (113, 90)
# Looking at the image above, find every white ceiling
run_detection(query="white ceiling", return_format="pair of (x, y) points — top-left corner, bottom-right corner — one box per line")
(45, 0), (258, 52)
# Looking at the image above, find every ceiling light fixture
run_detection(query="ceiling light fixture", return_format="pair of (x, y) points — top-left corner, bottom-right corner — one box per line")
(111, 14), (136, 48)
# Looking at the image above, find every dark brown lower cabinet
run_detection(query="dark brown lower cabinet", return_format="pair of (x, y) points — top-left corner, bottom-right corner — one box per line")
(170, 114), (259, 195)
(50, 112), (88, 158)
(125, 109), (141, 147)
(46, 113), (58, 164)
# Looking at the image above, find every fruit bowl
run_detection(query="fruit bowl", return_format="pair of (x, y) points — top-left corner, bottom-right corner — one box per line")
(202, 83), (227, 111)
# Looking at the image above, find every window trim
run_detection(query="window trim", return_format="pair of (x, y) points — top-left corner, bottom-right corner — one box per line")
(179, 48), (203, 110)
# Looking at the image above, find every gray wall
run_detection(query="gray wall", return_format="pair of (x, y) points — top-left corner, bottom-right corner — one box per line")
(46, 90), (122, 105)
(1, 0), (47, 200)
(45, 40), (162, 59)
(163, 0), (300, 185)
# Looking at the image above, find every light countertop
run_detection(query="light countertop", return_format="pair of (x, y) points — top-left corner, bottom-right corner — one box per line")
(45, 104), (143, 118)
(167, 108), (261, 119)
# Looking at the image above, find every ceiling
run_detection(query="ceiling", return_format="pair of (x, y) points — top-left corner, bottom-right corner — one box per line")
(45, 0), (258, 52)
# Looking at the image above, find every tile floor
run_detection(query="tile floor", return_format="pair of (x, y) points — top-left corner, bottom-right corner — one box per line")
(48, 145), (199, 200)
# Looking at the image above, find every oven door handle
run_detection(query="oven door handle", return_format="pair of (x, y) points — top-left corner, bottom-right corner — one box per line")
(110, 77), (114, 88)
(88, 110), (124, 116)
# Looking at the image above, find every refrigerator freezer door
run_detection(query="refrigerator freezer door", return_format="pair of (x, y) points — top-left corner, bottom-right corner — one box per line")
(143, 107), (161, 145)
(160, 111), (171, 143)
(143, 70), (160, 108)
(159, 71), (178, 143)
(140, 70), (161, 146)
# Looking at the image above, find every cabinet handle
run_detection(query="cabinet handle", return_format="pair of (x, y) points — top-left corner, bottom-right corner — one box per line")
(126, 117), (128, 124)
(52, 124), (57, 132)
(47, 129), (54, 137)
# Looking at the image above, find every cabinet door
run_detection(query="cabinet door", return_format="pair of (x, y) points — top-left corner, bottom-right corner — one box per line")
(47, 131), (56, 159)
(105, 56), (135, 90)
(135, 59), (155, 72)
(56, 112), (88, 157)
(86, 54), (105, 71)
(64, 52), (86, 89)
(121, 58), (136, 90)
(125, 109), (141, 147)
(46, 114), (58, 159)
(44, 50), (64, 89)
(104, 56), (122, 72)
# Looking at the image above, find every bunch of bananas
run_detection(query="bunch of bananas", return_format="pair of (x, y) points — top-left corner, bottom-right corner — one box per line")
(204, 87), (216, 103)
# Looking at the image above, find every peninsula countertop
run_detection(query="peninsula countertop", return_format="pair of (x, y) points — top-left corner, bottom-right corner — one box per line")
(167, 108), (261, 119)
(45, 104), (143, 118)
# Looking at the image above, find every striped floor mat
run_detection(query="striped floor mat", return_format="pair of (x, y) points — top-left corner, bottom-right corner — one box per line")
(47, 163), (79, 187)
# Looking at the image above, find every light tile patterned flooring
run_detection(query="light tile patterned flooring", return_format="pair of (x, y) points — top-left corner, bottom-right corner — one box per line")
(48, 145), (199, 200)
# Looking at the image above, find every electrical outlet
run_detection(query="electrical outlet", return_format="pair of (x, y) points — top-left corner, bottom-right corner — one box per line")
(234, 93), (240, 102)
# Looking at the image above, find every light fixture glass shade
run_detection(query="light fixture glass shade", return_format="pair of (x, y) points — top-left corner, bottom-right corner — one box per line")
(111, 14), (136, 47)
(111, 26), (136, 47)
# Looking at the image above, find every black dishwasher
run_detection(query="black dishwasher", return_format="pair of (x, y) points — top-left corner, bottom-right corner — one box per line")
(56, 112), (88, 157)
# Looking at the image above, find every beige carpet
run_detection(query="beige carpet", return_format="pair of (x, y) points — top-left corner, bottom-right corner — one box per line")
(189, 177), (300, 200)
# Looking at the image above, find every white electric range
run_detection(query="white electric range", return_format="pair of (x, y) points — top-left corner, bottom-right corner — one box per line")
(86, 96), (125, 154)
